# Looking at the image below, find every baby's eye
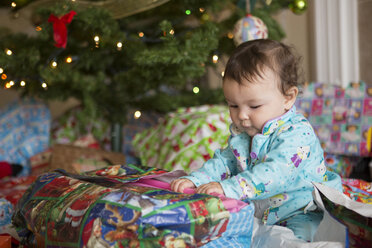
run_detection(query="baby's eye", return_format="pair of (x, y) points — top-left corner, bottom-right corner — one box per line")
(250, 105), (261, 109)
(228, 104), (238, 108)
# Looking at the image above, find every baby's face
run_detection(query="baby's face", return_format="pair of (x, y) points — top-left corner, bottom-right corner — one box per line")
(223, 68), (293, 136)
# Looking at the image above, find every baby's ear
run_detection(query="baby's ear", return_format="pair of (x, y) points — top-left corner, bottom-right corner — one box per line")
(284, 86), (298, 110)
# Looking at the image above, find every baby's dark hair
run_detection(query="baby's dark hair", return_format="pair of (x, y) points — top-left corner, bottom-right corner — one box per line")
(223, 39), (303, 95)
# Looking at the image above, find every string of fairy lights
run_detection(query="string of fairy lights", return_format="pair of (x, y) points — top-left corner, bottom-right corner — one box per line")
(2, 0), (307, 118)
(1, 1), (224, 95)
(1, 1), (226, 119)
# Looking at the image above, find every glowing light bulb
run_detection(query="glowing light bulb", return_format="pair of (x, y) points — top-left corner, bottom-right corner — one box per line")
(212, 55), (219, 64)
(5, 49), (12, 56)
(193, 87), (200, 94)
(134, 111), (141, 119)
(1, 74), (7, 80)
(11, 2), (16, 8)
(138, 32), (144, 38)
(51, 61), (57, 68)
(5, 82), (11, 88)
(169, 29), (175, 35)
(185, 10), (191, 15)
(227, 32), (234, 39)
(9, 80), (14, 86)
(94, 36), (100, 42)
(297, 0), (306, 8)
(199, 8), (205, 13)
(66, 57), (72, 63)
(20, 80), (26, 86)
(221, 71), (225, 77)
(0, 68), (3, 74)
(117, 42), (122, 51)
(42, 82), (47, 88)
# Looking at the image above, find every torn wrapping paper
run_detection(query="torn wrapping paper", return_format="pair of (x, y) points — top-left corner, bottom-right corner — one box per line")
(312, 182), (372, 247)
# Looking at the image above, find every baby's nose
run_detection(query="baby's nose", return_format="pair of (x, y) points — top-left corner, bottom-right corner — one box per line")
(239, 110), (249, 120)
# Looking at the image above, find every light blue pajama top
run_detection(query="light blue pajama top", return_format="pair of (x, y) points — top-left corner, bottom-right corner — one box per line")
(183, 106), (342, 225)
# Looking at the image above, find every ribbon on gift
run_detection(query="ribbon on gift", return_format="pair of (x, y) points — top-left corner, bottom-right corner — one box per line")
(48, 10), (76, 48)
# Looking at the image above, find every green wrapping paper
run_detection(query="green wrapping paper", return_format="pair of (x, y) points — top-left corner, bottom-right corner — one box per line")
(133, 105), (231, 172)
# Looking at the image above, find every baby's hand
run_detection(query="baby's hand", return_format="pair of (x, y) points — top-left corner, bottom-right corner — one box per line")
(196, 182), (225, 196)
(171, 178), (196, 193)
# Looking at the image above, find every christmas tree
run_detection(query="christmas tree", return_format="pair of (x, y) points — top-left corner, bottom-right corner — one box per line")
(0, 0), (307, 126)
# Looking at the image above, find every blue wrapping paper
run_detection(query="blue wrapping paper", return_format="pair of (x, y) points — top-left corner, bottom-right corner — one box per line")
(0, 98), (50, 176)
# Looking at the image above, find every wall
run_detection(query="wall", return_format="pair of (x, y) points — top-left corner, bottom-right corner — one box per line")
(274, 9), (311, 82)
(358, 0), (372, 85)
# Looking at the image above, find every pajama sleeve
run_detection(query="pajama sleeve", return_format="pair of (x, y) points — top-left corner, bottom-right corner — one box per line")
(220, 122), (323, 201)
(182, 137), (238, 187)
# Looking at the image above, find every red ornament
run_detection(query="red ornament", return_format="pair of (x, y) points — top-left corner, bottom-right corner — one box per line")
(48, 10), (77, 48)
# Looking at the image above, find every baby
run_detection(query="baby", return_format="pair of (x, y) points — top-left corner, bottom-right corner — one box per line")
(171, 39), (342, 241)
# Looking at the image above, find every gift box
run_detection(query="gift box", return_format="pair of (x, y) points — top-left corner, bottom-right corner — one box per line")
(0, 98), (50, 176)
(132, 105), (230, 172)
(49, 144), (126, 173)
(12, 164), (254, 247)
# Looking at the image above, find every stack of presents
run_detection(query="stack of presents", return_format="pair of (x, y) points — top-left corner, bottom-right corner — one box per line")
(0, 81), (371, 247)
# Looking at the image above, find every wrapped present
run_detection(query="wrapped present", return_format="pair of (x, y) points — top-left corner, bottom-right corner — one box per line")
(0, 199), (13, 234)
(295, 81), (372, 156)
(341, 178), (372, 204)
(51, 107), (161, 163)
(30, 135), (104, 175)
(12, 164), (254, 247)
(49, 144), (126, 173)
(0, 176), (36, 237)
(51, 107), (111, 150)
(133, 105), (231, 172)
(0, 98), (51, 176)
(0, 176), (37, 207)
